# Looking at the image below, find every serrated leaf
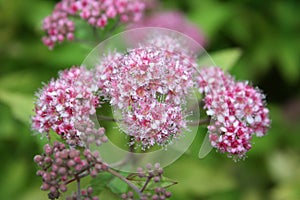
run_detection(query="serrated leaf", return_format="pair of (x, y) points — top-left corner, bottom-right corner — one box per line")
(108, 176), (129, 194)
(144, 176), (178, 191)
(198, 132), (213, 159)
(0, 90), (33, 124)
(199, 48), (242, 71)
(126, 173), (147, 189)
(126, 173), (177, 191)
(159, 176), (178, 188)
(91, 172), (114, 195)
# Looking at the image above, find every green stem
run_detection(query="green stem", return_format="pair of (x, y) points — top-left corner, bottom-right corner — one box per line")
(140, 176), (152, 193)
(76, 177), (81, 200)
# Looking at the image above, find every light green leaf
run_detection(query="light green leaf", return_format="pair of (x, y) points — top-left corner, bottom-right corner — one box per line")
(108, 176), (129, 194)
(0, 90), (33, 124)
(20, 187), (48, 200)
(188, 1), (233, 38)
(165, 157), (236, 198)
(0, 71), (40, 93)
(198, 48), (242, 71)
(99, 189), (119, 200)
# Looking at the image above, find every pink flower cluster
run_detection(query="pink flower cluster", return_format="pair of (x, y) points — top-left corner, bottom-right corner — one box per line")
(42, 0), (147, 49)
(127, 11), (206, 46)
(197, 67), (270, 159)
(32, 66), (106, 146)
(96, 36), (197, 148)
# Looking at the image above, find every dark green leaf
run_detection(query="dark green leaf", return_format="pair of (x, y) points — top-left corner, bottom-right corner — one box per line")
(90, 172), (114, 195)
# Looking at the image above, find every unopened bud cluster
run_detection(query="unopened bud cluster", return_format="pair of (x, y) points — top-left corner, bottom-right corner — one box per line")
(121, 163), (171, 200)
(34, 142), (107, 199)
(137, 163), (164, 180)
(66, 186), (99, 200)
(136, 187), (172, 200)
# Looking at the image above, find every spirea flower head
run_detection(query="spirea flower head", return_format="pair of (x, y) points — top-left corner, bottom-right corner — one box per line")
(197, 67), (270, 160)
(127, 11), (206, 46)
(42, 0), (148, 49)
(32, 66), (106, 147)
(96, 35), (198, 148)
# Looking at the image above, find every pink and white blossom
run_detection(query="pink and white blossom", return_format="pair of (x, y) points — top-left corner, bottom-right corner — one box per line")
(42, 0), (148, 49)
(197, 67), (270, 159)
(96, 36), (198, 148)
(32, 66), (106, 146)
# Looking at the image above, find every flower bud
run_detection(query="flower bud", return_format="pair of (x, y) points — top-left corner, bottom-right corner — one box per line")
(59, 184), (68, 192)
(34, 155), (43, 163)
(41, 183), (50, 191)
(44, 144), (53, 155)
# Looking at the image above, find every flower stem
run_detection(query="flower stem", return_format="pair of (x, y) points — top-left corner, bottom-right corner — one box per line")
(76, 178), (81, 200)
(140, 176), (152, 193)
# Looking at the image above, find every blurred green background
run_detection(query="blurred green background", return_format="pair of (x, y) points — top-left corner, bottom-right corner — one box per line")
(0, 0), (300, 199)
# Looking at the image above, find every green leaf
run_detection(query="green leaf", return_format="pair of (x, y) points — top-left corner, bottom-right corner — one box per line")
(0, 71), (42, 93)
(0, 160), (28, 200)
(144, 176), (178, 191)
(188, 1), (233, 38)
(20, 187), (48, 200)
(126, 173), (177, 191)
(108, 176), (129, 194)
(126, 173), (147, 188)
(198, 48), (242, 71)
(277, 39), (299, 83)
(99, 188), (120, 200)
(165, 157), (236, 198)
(90, 172), (114, 195)
(0, 90), (33, 124)
(0, 103), (16, 139)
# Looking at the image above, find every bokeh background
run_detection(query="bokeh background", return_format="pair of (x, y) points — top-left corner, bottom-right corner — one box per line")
(1, 0), (300, 199)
